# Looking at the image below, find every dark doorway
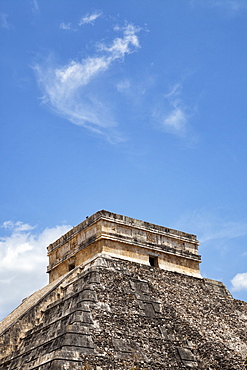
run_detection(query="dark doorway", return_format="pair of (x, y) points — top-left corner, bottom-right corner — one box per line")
(149, 256), (159, 267)
(68, 263), (75, 271)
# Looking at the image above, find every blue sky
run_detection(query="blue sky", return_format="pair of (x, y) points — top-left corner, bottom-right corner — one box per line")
(0, 0), (247, 320)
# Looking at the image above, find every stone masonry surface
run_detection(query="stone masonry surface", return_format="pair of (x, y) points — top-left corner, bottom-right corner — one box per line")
(0, 256), (247, 369)
(47, 210), (201, 282)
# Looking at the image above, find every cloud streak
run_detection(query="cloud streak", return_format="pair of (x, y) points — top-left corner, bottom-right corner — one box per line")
(34, 23), (141, 141)
(191, 0), (247, 13)
(60, 22), (72, 30)
(211, 0), (247, 11)
(162, 105), (187, 135)
(175, 211), (247, 243)
(32, 0), (39, 13)
(79, 11), (102, 26)
(153, 83), (191, 138)
(175, 210), (247, 292)
(0, 221), (72, 320)
(0, 13), (11, 30)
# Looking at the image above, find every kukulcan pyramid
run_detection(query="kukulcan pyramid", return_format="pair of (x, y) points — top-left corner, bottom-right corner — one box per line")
(0, 210), (247, 369)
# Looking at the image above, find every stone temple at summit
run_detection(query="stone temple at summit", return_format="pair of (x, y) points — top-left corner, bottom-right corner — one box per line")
(0, 210), (247, 369)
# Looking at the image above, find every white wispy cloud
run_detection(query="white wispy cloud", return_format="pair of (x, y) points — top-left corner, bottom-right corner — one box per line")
(175, 210), (247, 288)
(153, 83), (191, 138)
(79, 11), (102, 26)
(163, 84), (189, 136)
(162, 104), (187, 135)
(199, 219), (247, 243)
(60, 22), (72, 30)
(34, 23), (141, 141)
(190, 0), (247, 13)
(0, 221), (72, 321)
(211, 0), (247, 11)
(2, 220), (36, 233)
(116, 79), (132, 92)
(231, 273), (247, 292)
(115, 75), (193, 140)
(163, 83), (182, 99)
(97, 24), (140, 55)
(0, 13), (11, 30)
(32, 0), (39, 13)
(175, 211), (247, 243)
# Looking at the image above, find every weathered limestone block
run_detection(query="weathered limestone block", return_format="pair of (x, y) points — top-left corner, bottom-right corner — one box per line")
(47, 210), (201, 282)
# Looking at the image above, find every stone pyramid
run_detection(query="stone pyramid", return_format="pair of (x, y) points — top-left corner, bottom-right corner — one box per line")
(0, 210), (247, 369)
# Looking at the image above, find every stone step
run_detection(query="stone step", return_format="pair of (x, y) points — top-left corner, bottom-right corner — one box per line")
(0, 273), (68, 334)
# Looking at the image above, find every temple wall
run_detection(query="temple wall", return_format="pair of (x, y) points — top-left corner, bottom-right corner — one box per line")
(47, 211), (201, 283)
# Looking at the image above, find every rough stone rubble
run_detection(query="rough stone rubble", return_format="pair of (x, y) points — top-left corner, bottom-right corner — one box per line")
(0, 256), (247, 369)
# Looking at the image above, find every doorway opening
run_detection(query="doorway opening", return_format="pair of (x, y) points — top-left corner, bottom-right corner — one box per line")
(149, 256), (159, 267)
(68, 263), (75, 271)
